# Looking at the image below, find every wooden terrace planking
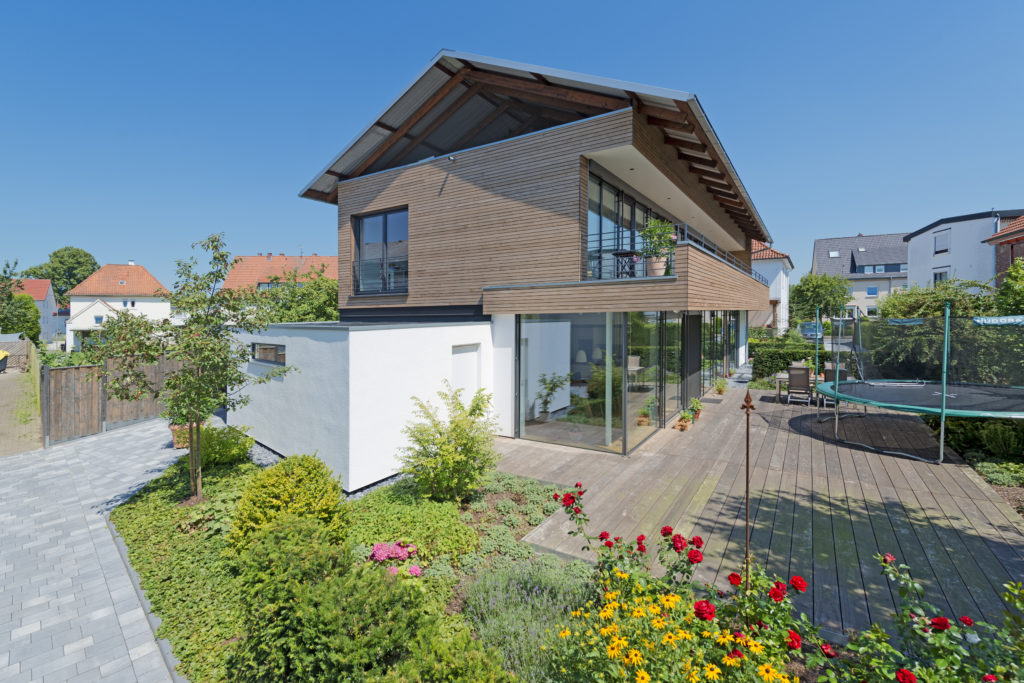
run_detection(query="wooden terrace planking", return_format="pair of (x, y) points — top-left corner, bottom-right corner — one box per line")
(497, 389), (1024, 638)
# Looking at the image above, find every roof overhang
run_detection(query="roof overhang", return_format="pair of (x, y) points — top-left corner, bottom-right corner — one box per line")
(300, 50), (770, 243)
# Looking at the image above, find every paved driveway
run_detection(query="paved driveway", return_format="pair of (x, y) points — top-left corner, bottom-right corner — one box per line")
(0, 420), (181, 682)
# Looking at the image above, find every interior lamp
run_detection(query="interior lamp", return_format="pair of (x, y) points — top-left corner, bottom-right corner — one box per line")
(592, 346), (603, 362)
(575, 349), (588, 363)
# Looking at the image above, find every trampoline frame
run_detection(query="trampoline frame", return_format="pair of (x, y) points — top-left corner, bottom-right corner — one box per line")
(810, 302), (1024, 465)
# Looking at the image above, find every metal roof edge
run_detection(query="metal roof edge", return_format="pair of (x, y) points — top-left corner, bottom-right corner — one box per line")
(902, 209), (1024, 241)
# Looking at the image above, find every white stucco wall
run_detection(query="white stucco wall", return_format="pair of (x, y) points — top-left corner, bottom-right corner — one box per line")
(752, 259), (791, 331)
(907, 216), (998, 288)
(491, 314), (516, 437)
(848, 276), (906, 315)
(67, 296), (172, 349)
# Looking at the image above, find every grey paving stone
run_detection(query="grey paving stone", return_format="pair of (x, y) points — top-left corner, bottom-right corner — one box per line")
(0, 421), (180, 682)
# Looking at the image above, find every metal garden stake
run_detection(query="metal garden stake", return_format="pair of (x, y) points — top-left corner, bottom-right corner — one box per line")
(740, 389), (755, 591)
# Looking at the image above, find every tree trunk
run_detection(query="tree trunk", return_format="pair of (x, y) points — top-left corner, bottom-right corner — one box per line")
(194, 422), (203, 501)
(187, 422), (198, 496)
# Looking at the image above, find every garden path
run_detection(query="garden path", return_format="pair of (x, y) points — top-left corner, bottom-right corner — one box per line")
(0, 419), (181, 682)
(498, 389), (1024, 642)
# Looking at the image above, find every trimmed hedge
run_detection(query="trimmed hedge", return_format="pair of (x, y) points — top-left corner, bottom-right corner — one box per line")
(750, 341), (832, 379)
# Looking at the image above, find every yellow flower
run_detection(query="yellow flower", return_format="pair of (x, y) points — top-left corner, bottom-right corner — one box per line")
(636, 670), (651, 683)
(701, 629), (713, 638)
(715, 631), (733, 645)
(758, 663), (777, 682)
(660, 593), (682, 610)
(704, 663), (722, 681)
(647, 604), (661, 616)
(631, 607), (647, 619)
(615, 569), (630, 580)
(606, 644), (621, 660)
(571, 609), (582, 617)
(605, 591), (619, 601)
(677, 629), (693, 641)
(599, 623), (619, 636)
(558, 628), (571, 639)
(624, 649), (644, 667)
(748, 639), (765, 655)
(600, 607), (615, 620)
(687, 670), (701, 683)
(722, 654), (741, 668)
(611, 635), (628, 649)
(651, 617), (666, 630)
(661, 631), (677, 645)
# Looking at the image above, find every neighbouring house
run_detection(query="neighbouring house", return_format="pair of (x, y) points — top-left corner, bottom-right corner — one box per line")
(749, 240), (793, 332)
(231, 50), (773, 492)
(221, 253), (339, 290)
(982, 214), (1024, 286)
(904, 210), (1024, 288)
(15, 278), (60, 342)
(811, 233), (908, 316)
(65, 262), (170, 350)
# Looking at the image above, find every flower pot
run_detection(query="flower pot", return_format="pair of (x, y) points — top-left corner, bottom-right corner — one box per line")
(637, 415), (650, 426)
(538, 411), (550, 423)
(679, 420), (691, 431)
(693, 409), (702, 420)
(645, 257), (668, 277)
(169, 424), (190, 449)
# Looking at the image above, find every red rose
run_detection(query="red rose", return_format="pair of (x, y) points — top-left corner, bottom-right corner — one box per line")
(661, 525), (673, 537)
(637, 534), (646, 543)
(820, 643), (836, 659)
(691, 535), (704, 549)
(789, 576), (807, 593)
(575, 482), (582, 488)
(769, 586), (786, 602)
(728, 572), (742, 586)
(553, 493), (560, 501)
(614, 536), (621, 542)
(982, 675), (998, 682)
(573, 506), (581, 514)
(688, 549), (703, 564)
(672, 534), (687, 552)
(693, 600), (715, 621)
(561, 493), (575, 507)
(959, 616), (974, 627)
(637, 543), (647, 554)
(786, 629), (801, 650)
(930, 616), (950, 631)
(896, 669), (916, 683)
(599, 531), (610, 540)
(604, 540), (614, 548)
(883, 553), (896, 564)
(728, 648), (744, 660)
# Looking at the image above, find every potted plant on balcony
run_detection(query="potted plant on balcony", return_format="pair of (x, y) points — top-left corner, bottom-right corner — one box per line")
(639, 218), (676, 277)
(535, 371), (571, 421)
(689, 397), (704, 420)
(674, 410), (693, 431)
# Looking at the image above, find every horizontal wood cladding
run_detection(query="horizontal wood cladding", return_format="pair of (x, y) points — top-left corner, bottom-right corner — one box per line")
(482, 244), (769, 314)
(337, 110), (634, 309)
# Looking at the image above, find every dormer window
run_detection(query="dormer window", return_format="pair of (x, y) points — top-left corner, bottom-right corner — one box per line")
(828, 250), (840, 258)
(119, 280), (126, 285)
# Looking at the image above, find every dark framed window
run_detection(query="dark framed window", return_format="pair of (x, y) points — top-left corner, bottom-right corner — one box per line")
(934, 231), (950, 254)
(251, 343), (286, 365)
(354, 208), (408, 293)
(933, 270), (949, 284)
(866, 286), (878, 297)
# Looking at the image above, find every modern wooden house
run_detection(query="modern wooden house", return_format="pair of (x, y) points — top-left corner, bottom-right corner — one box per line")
(234, 51), (774, 491)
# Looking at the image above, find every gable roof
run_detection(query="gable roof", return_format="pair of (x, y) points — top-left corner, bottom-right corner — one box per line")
(221, 254), (339, 290)
(983, 214), (1024, 245)
(300, 50), (770, 243)
(65, 299), (117, 326)
(811, 233), (909, 279)
(751, 240), (793, 269)
(16, 278), (52, 302)
(902, 209), (1024, 241)
(67, 264), (167, 298)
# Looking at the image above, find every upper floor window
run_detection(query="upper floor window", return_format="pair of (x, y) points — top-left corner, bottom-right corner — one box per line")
(934, 231), (950, 254)
(585, 173), (671, 280)
(866, 286), (878, 297)
(933, 270), (949, 284)
(251, 343), (286, 365)
(93, 315), (103, 325)
(354, 208), (408, 294)
(828, 250), (840, 258)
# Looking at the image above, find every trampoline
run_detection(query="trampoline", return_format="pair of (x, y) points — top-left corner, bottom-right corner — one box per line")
(812, 304), (1024, 463)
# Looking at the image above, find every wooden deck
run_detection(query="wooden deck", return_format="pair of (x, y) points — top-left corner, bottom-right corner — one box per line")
(497, 388), (1024, 640)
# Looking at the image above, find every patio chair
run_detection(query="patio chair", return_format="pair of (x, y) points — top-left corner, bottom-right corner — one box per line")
(787, 366), (813, 405)
(627, 355), (644, 388)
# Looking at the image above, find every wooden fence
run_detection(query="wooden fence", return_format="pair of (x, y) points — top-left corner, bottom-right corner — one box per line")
(40, 357), (180, 446)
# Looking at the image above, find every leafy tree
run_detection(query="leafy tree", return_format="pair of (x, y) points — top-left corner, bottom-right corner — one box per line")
(789, 272), (851, 323)
(262, 263), (338, 322)
(22, 246), (100, 306)
(1, 294), (41, 342)
(878, 278), (995, 318)
(0, 260), (21, 329)
(995, 257), (1024, 315)
(93, 234), (290, 501)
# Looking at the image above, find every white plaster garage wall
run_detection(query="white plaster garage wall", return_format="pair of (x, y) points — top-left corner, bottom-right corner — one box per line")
(229, 324), (350, 483)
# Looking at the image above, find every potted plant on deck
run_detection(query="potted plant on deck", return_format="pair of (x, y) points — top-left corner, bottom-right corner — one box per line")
(674, 410), (693, 431)
(639, 218), (676, 277)
(535, 372), (571, 421)
(689, 397), (703, 420)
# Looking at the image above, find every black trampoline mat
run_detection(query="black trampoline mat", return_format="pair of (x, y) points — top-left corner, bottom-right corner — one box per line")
(817, 380), (1024, 417)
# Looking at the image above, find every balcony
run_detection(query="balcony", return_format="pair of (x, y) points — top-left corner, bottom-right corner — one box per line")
(585, 222), (768, 286)
(352, 258), (408, 295)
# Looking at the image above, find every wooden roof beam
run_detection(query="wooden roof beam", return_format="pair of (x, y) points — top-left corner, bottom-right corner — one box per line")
(389, 83), (483, 166)
(677, 150), (716, 166)
(479, 84), (606, 117)
(690, 164), (725, 179)
(716, 196), (746, 208)
(639, 104), (691, 127)
(699, 176), (733, 191)
(350, 67), (470, 177)
(663, 135), (707, 153)
(450, 100), (511, 151)
(649, 116), (695, 134)
(466, 68), (628, 111)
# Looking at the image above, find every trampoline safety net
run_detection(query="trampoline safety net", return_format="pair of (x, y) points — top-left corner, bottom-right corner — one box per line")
(822, 310), (1024, 419)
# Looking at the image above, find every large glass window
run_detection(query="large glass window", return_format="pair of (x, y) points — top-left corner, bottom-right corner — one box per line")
(585, 173), (670, 280)
(354, 208), (408, 293)
(626, 312), (660, 448)
(519, 313), (624, 453)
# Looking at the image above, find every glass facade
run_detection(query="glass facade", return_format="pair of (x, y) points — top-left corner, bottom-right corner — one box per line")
(517, 310), (742, 454)
(586, 174), (670, 280)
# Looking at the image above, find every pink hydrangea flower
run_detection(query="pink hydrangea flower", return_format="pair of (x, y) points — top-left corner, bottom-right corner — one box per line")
(387, 566), (399, 576)
(408, 565), (422, 577)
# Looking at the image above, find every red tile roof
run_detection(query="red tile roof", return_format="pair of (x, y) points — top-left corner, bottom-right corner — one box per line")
(984, 215), (1024, 244)
(16, 278), (52, 302)
(751, 239), (791, 260)
(67, 264), (167, 297)
(221, 254), (338, 290)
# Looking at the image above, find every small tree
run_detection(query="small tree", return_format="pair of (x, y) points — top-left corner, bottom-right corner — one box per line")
(878, 278), (995, 318)
(94, 234), (290, 501)
(995, 257), (1024, 316)
(789, 272), (851, 323)
(262, 263), (338, 322)
(1, 294), (41, 342)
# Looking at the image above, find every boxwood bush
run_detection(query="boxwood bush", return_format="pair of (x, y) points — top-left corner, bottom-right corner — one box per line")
(229, 455), (349, 552)
(750, 340), (832, 379)
(199, 424), (254, 467)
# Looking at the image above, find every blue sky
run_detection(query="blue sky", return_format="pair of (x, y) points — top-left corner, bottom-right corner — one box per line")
(2, 1), (1022, 285)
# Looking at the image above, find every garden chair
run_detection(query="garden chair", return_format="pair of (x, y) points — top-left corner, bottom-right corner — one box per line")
(627, 355), (644, 388)
(786, 366), (813, 405)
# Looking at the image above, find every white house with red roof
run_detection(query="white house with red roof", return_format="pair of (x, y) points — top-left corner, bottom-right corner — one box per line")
(65, 262), (171, 350)
(750, 240), (794, 331)
(15, 278), (60, 342)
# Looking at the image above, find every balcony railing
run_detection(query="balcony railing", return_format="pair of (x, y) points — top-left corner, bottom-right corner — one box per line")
(584, 223), (768, 286)
(353, 258), (408, 294)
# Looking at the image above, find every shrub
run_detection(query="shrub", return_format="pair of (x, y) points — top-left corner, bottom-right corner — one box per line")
(199, 424), (254, 468)
(373, 627), (514, 682)
(400, 381), (499, 503)
(347, 480), (478, 562)
(981, 423), (1021, 460)
(230, 515), (435, 682)
(751, 340), (832, 379)
(975, 461), (1024, 487)
(464, 556), (596, 682)
(714, 377), (728, 394)
(228, 455), (348, 552)
(480, 524), (533, 559)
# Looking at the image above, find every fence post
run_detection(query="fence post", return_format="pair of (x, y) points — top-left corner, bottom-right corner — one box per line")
(41, 365), (50, 449)
(100, 362), (108, 433)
